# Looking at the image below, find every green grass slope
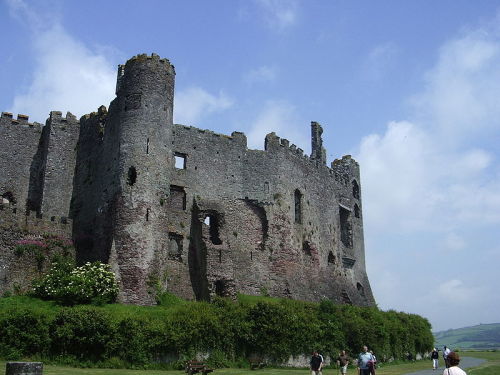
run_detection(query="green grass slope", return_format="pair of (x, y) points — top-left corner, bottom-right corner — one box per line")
(434, 323), (500, 350)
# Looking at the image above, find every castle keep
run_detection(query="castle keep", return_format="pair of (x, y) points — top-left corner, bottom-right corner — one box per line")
(0, 53), (375, 306)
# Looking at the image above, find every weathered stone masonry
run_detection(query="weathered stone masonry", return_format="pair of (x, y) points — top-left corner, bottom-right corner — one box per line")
(0, 53), (375, 306)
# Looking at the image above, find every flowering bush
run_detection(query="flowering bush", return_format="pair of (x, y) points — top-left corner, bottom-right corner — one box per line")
(33, 261), (119, 305)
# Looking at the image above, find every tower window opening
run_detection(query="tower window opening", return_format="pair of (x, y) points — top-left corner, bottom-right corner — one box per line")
(357, 282), (366, 297)
(328, 251), (336, 264)
(352, 180), (360, 199)
(339, 205), (353, 248)
(354, 204), (360, 218)
(174, 152), (186, 169)
(146, 138), (150, 154)
(127, 166), (137, 186)
(294, 189), (302, 224)
(146, 208), (150, 221)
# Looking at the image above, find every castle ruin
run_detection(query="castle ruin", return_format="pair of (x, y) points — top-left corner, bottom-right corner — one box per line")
(0, 53), (375, 306)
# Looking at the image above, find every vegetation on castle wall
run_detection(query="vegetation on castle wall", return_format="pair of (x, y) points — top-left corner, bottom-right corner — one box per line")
(0, 295), (433, 369)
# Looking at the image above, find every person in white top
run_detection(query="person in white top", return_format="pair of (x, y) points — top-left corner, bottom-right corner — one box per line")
(442, 352), (467, 375)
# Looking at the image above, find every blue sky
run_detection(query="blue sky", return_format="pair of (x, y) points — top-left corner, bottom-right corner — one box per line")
(1, 0), (500, 332)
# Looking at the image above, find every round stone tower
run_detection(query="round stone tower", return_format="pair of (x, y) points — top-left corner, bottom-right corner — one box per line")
(112, 53), (175, 304)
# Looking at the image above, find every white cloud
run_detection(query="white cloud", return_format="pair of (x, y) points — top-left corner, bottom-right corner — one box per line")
(174, 87), (233, 126)
(254, 0), (299, 31)
(411, 31), (500, 141)
(7, 1), (116, 122)
(246, 100), (308, 150)
(244, 65), (278, 85)
(358, 17), (500, 330)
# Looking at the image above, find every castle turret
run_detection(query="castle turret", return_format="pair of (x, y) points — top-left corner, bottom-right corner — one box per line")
(111, 53), (176, 304)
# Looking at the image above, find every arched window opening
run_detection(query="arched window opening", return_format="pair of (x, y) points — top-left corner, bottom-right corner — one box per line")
(328, 251), (336, 264)
(294, 189), (302, 224)
(168, 233), (183, 261)
(352, 180), (360, 199)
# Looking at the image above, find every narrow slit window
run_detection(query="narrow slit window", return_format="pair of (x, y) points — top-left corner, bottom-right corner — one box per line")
(294, 189), (302, 224)
(127, 166), (137, 186)
(146, 138), (150, 154)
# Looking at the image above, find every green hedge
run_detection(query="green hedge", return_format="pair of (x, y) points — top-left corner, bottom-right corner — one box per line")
(0, 295), (433, 369)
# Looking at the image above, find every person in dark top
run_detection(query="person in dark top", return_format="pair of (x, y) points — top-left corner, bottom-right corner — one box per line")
(431, 348), (439, 370)
(310, 351), (323, 375)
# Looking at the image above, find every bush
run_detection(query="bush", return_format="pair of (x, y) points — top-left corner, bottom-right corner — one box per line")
(33, 261), (119, 305)
(0, 295), (434, 368)
(50, 306), (114, 361)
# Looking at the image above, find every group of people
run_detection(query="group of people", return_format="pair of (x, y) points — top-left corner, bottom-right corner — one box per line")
(310, 345), (377, 375)
(310, 345), (467, 375)
(431, 346), (467, 374)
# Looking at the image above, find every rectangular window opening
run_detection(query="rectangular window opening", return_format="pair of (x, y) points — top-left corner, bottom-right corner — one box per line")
(174, 152), (187, 169)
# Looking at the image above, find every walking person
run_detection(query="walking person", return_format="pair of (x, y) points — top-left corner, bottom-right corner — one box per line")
(310, 351), (323, 375)
(336, 350), (349, 375)
(442, 352), (467, 375)
(443, 346), (451, 368)
(357, 345), (374, 375)
(431, 348), (439, 370)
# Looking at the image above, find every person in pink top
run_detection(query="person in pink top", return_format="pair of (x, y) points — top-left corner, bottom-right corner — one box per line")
(443, 352), (467, 375)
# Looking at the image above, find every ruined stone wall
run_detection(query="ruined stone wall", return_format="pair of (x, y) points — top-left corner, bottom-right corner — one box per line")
(167, 123), (375, 306)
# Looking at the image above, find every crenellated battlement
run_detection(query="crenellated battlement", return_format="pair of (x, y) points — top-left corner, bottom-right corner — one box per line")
(1, 112), (42, 128)
(48, 111), (78, 123)
(128, 52), (174, 66)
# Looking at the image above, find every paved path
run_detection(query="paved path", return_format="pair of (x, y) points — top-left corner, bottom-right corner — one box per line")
(403, 357), (486, 375)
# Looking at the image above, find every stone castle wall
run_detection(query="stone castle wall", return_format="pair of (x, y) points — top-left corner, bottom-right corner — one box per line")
(0, 53), (375, 307)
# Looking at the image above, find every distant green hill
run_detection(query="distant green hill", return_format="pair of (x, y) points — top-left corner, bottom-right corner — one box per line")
(434, 323), (500, 350)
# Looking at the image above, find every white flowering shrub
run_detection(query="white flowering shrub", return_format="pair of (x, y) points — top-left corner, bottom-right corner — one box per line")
(33, 261), (119, 305)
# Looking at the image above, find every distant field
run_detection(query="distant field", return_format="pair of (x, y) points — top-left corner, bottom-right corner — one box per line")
(466, 351), (500, 375)
(434, 323), (500, 349)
